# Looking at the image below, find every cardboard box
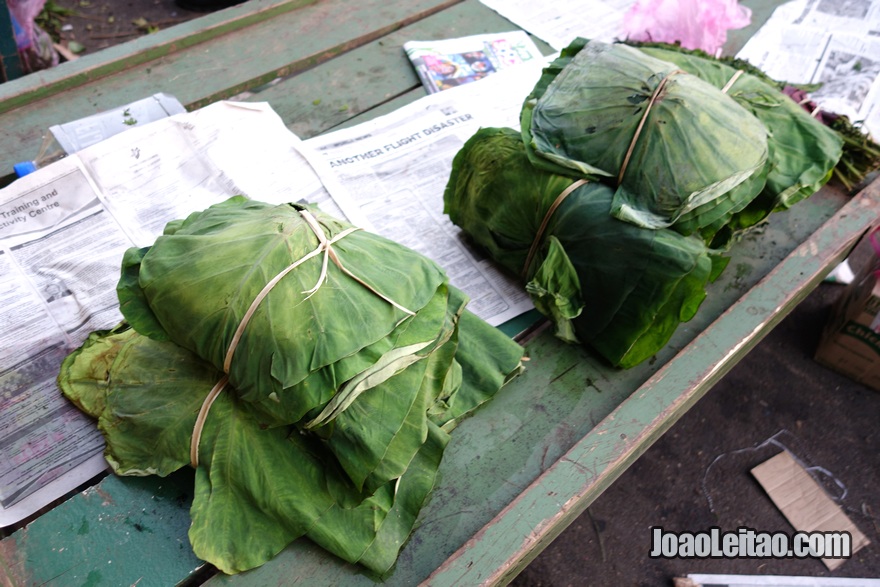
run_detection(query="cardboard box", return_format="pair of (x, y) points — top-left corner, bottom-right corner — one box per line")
(815, 245), (880, 391)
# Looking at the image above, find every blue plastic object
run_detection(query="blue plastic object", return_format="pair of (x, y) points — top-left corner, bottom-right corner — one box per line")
(13, 160), (37, 177)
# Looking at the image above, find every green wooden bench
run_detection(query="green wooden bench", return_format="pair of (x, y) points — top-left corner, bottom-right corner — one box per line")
(1, 0), (878, 585)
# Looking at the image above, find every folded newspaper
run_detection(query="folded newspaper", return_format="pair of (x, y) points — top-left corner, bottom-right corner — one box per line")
(404, 31), (542, 93)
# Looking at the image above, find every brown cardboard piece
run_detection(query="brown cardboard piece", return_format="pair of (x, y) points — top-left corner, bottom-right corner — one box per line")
(815, 233), (880, 391)
(751, 451), (870, 570)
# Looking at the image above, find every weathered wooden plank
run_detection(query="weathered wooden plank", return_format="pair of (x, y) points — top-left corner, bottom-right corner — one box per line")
(245, 0), (551, 139)
(424, 180), (880, 586)
(0, 0), (460, 180)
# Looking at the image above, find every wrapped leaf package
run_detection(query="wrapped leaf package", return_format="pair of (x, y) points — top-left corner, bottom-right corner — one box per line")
(118, 197), (448, 427)
(521, 39), (769, 230)
(444, 127), (714, 368)
(59, 197), (524, 574)
(443, 39), (850, 368)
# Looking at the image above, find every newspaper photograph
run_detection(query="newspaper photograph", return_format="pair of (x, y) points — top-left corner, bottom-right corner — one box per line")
(404, 30), (542, 93)
(737, 0), (880, 138)
(302, 61), (550, 326)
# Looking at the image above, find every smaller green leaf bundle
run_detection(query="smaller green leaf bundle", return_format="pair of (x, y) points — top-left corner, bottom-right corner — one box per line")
(628, 41), (876, 195)
(444, 39), (850, 368)
(519, 39), (847, 247)
(59, 197), (524, 575)
(444, 127), (714, 368)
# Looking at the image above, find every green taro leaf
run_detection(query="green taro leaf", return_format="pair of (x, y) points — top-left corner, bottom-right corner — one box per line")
(435, 309), (525, 430)
(525, 236), (583, 343)
(117, 247), (169, 341)
(522, 39), (768, 230)
(636, 45), (843, 223)
(315, 285), (468, 493)
(58, 325), (520, 574)
(121, 198), (449, 424)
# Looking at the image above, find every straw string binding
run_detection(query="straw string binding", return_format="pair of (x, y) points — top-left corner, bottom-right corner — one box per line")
(618, 69), (684, 185)
(721, 69), (744, 94)
(522, 178), (589, 279)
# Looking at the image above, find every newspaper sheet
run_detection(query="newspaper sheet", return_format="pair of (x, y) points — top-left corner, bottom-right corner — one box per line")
(0, 101), (348, 526)
(404, 30), (543, 93)
(301, 60), (550, 326)
(48, 92), (186, 155)
(479, 0), (637, 51)
(736, 0), (880, 138)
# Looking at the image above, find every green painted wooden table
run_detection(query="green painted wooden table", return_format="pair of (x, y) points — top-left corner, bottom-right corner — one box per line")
(1, 0), (878, 585)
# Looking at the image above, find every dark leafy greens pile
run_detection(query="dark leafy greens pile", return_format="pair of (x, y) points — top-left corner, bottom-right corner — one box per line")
(445, 38), (852, 368)
(58, 196), (523, 575)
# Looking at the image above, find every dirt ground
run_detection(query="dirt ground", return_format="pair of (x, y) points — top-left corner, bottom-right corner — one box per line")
(44, 0), (203, 60)
(34, 4), (880, 585)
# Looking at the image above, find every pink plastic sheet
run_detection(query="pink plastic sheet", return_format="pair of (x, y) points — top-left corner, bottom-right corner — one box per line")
(623, 0), (752, 56)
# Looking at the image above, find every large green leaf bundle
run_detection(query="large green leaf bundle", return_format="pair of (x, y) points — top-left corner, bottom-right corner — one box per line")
(444, 39), (847, 368)
(58, 197), (523, 574)
(445, 127), (714, 368)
